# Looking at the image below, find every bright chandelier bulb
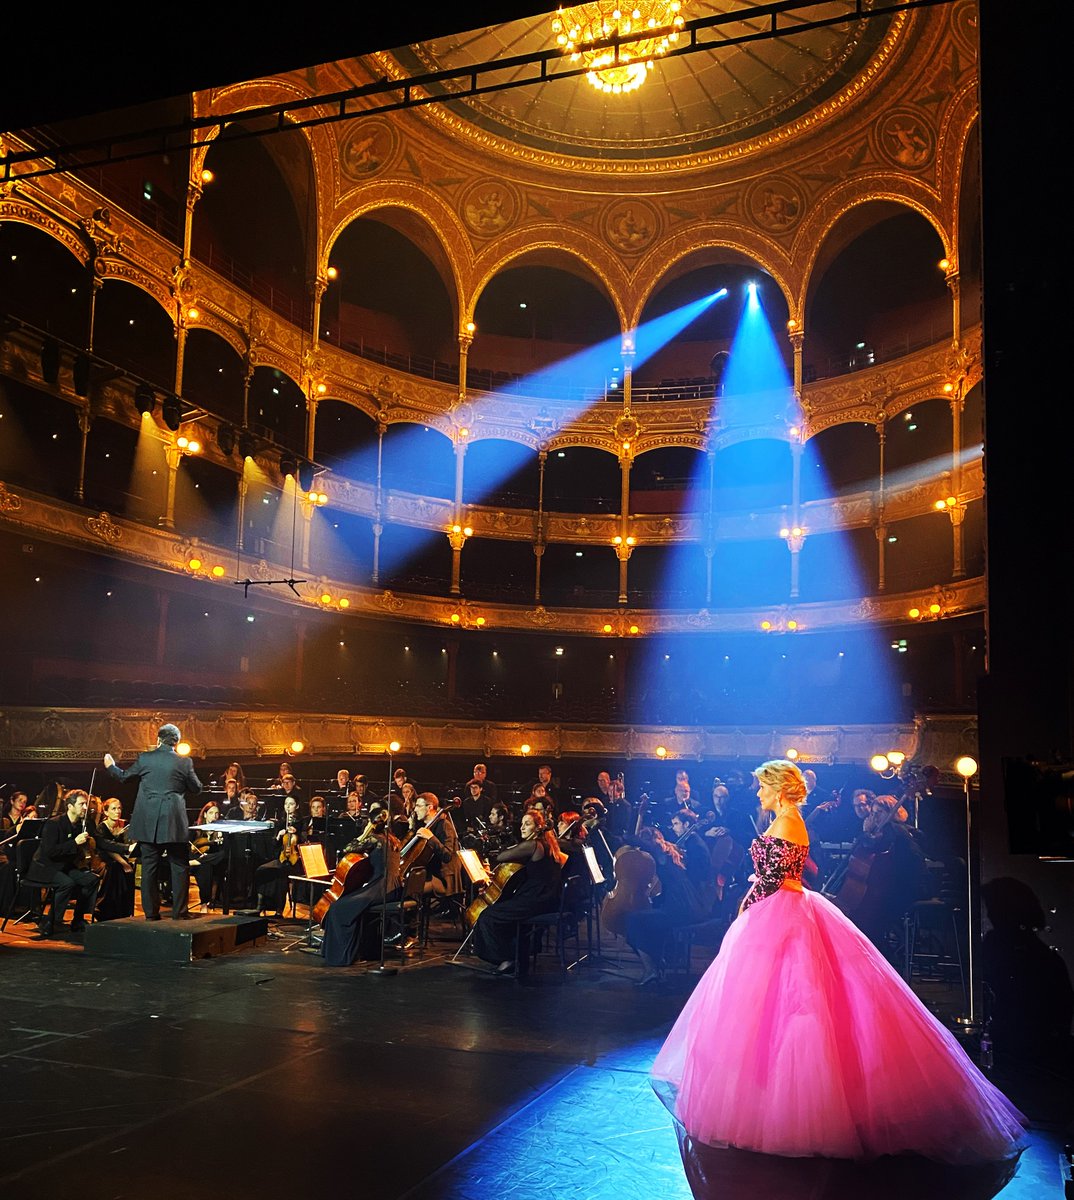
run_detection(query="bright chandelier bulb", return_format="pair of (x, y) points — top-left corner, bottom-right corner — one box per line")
(553, 1), (685, 95)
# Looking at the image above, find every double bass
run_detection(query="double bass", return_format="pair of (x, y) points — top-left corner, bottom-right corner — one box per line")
(602, 781), (657, 937)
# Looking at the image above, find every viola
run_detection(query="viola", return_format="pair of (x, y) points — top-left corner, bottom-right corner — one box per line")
(601, 845), (655, 937)
(312, 851), (374, 923)
(464, 861), (523, 929)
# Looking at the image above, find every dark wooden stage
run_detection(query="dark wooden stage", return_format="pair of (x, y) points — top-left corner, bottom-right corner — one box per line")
(0, 911), (1068, 1200)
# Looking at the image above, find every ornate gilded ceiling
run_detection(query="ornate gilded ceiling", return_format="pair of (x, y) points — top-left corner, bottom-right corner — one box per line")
(369, 2), (899, 162)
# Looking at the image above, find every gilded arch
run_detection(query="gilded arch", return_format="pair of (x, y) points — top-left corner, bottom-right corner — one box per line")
(323, 187), (467, 328)
(0, 203), (92, 268)
(469, 230), (630, 334)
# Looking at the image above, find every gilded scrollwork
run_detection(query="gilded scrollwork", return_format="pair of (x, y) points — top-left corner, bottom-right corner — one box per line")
(86, 511), (122, 543)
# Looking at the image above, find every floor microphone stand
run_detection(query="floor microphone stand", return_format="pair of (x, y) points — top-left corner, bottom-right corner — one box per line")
(370, 746), (398, 977)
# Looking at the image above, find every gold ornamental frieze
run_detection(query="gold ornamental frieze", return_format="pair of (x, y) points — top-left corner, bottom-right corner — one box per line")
(0, 705), (971, 770)
(0, 193), (91, 265)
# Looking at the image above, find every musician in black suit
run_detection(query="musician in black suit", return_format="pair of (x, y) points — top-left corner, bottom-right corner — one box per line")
(406, 793), (462, 899)
(25, 788), (101, 937)
(104, 723), (202, 921)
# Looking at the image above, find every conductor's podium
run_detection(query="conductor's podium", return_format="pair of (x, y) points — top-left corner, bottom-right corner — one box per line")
(83, 912), (268, 963)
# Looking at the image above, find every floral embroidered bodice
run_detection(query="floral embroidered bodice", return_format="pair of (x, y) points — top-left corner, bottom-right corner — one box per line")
(740, 835), (809, 912)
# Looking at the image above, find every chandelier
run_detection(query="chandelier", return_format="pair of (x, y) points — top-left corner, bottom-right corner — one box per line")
(552, 2), (686, 95)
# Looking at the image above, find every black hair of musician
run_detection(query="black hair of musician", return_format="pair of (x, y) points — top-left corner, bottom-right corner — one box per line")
(157, 723), (181, 746)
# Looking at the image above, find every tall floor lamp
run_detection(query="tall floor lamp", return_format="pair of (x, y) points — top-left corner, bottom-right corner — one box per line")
(954, 754), (980, 1032)
(371, 739), (402, 978)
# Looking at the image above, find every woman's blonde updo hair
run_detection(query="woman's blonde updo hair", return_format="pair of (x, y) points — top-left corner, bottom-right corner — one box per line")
(755, 759), (808, 807)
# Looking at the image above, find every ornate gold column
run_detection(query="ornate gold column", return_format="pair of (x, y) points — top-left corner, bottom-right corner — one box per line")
(458, 322), (474, 403)
(534, 448), (547, 603)
(300, 490), (314, 572)
(703, 448), (716, 605)
(779, 435), (805, 600)
(372, 419), (386, 585)
(788, 320), (805, 396)
(160, 440), (182, 530)
(309, 274), (328, 352)
(943, 259), (960, 343)
(74, 405), (92, 504)
(875, 418), (888, 593)
(614, 438), (634, 606)
(447, 431), (469, 595)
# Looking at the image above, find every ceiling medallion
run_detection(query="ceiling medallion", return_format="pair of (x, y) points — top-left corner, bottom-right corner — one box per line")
(552, 2), (685, 95)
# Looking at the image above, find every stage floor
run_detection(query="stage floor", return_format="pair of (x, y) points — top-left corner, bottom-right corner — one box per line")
(0, 911), (1068, 1200)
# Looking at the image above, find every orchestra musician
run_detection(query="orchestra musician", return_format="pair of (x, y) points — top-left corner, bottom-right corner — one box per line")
(483, 802), (518, 857)
(25, 788), (101, 938)
(93, 796), (137, 920)
(471, 809), (567, 974)
(254, 795), (303, 916)
(321, 810), (402, 967)
(624, 826), (708, 985)
(407, 793), (462, 901)
(189, 801), (227, 910)
(104, 723), (202, 922)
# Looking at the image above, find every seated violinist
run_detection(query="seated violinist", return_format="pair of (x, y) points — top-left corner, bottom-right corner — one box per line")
(94, 796), (137, 920)
(189, 801), (227, 909)
(555, 810), (588, 866)
(669, 808), (717, 914)
(471, 810), (568, 974)
(254, 794), (303, 916)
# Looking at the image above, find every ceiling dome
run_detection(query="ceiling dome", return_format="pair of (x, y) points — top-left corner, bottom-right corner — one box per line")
(371, 1), (899, 163)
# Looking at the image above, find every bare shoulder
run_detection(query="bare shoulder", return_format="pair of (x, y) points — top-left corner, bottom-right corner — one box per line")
(769, 809), (809, 847)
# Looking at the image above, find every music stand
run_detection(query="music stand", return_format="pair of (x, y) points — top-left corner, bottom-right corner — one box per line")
(282, 842), (332, 953)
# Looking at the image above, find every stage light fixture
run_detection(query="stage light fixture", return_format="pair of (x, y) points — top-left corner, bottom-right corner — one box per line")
(72, 354), (91, 396)
(217, 424), (236, 456)
(134, 383), (155, 415)
(238, 430), (257, 460)
(162, 394), (182, 431)
(279, 451), (298, 478)
(297, 460), (315, 492)
(40, 337), (61, 385)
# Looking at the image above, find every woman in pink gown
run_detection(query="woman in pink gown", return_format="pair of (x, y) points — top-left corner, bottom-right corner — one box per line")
(652, 759), (1026, 1165)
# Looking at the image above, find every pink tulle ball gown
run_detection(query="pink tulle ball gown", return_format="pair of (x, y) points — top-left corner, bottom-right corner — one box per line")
(651, 835), (1027, 1165)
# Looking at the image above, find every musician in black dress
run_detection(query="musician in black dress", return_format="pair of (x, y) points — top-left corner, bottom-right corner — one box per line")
(93, 797), (136, 920)
(321, 814), (402, 967)
(471, 810), (567, 973)
(189, 801), (227, 909)
(255, 795), (303, 916)
(25, 789), (101, 937)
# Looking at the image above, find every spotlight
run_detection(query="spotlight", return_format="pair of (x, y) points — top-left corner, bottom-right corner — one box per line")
(290, 740), (304, 754)
(786, 748), (799, 760)
(176, 742), (192, 757)
(217, 424), (236, 456)
(238, 429), (258, 460)
(296, 460), (315, 492)
(134, 383), (156, 416)
(40, 337), (61, 385)
(713, 287), (728, 299)
(656, 746), (668, 758)
(520, 743), (531, 755)
(162, 394), (182, 431)
(388, 740), (401, 753)
(710, 350), (730, 392)
(280, 452), (298, 478)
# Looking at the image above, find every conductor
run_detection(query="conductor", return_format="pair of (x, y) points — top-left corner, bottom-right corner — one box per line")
(104, 723), (202, 921)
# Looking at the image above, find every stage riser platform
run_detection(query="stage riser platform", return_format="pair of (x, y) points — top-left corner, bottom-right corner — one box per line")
(83, 914), (268, 962)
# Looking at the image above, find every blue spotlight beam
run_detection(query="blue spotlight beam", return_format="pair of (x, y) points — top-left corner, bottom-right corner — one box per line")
(323, 291), (729, 578)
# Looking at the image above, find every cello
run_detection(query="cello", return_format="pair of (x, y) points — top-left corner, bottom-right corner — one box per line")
(311, 852), (374, 924)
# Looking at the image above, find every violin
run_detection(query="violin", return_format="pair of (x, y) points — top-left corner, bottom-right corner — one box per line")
(278, 821), (300, 865)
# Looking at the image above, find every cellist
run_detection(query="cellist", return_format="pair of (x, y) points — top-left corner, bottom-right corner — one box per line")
(321, 806), (402, 967)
